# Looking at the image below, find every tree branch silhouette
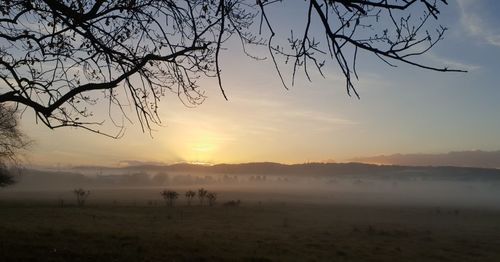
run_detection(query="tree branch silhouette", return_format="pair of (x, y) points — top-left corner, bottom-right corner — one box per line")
(0, 0), (464, 136)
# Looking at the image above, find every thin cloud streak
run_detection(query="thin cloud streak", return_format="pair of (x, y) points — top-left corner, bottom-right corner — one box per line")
(426, 52), (481, 72)
(457, 0), (500, 47)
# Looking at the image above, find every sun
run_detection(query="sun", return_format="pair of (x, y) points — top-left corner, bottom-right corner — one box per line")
(166, 127), (233, 164)
(192, 143), (215, 153)
(188, 134), (219, 162)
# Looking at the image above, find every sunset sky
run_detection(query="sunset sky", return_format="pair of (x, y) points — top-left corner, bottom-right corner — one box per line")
(20, 0), (500, 167)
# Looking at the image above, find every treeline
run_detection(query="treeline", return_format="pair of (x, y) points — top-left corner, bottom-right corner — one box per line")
(74, 162), (500, 181)
(12, 169), (247, 189)
(11, 162), (500, 190)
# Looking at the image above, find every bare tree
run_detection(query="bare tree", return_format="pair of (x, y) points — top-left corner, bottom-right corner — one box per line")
(0, 104), (29, 161)
(0, 1), (462, 136)
(185, 190), (196, 206)
(73, 188), (90, 207)
(161, 189), (179, 207)
(0, 162), (14, 187)
(207, 192), (217, 207)
(0, 104), (30, 187)
(198, 188), (208, 206)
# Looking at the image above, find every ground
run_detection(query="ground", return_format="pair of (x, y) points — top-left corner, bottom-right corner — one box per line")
(1, 195), (500, 261)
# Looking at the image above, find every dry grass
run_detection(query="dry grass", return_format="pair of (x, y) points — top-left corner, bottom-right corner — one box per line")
(1, 198), (500, 261)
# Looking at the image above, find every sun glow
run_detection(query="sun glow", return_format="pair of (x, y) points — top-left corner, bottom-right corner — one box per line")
(185, 132), (221, 163)
(192, 143), (215, 153)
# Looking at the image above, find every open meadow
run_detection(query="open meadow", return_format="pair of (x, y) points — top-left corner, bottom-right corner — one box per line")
(1, 187), (500, 262)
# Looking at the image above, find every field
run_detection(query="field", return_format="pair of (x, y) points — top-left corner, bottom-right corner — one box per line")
(1, 188), (500, 261)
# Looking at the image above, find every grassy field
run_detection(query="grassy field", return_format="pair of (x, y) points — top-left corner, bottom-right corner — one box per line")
(1, 197), (500, 262)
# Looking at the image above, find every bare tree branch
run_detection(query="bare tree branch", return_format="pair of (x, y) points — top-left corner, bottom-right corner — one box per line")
(0, 0), (463, 135)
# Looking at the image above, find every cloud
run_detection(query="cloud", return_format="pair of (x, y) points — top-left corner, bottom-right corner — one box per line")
(457, 0), (500, 47)
(286, 110), (358, 126)
(426, 52), (481, 71)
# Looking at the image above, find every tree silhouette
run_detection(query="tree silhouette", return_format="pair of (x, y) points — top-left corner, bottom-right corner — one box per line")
(207, 192), (217, 207)
(73, 188), (90, 207)
(185, 190), (196, 206)
(0, 1), (462, 136)
(161, 189), (179, 207)
(0, 104), (29, 161)
(0, 163), (14, 187)
(0, 104), (30, 187)
(198, 188), (208, 206)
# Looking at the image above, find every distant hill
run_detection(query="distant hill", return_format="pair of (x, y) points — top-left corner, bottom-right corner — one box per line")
(351, 150), (500, 169)
(71, 162), (500, 181)
(7, 162), (500, 190)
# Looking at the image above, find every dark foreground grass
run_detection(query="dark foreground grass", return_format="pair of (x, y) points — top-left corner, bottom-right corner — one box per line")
(1, 202), (500, 261)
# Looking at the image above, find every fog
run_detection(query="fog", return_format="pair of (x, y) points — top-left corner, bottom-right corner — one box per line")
(3, 165), (500, 209)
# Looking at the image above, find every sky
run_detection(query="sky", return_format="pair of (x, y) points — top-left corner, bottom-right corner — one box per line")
(17, 0), (500, 167)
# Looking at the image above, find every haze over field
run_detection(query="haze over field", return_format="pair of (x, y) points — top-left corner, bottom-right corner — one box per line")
(2, 162), (499, 210)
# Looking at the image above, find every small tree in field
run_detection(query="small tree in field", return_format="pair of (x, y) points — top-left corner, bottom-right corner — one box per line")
(185, 190), (196, 206)
(161, 190), (179, 207)
(198, 188), (208, 206)
(207, 192), (217, 207)
(73, 188), (90, 207)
